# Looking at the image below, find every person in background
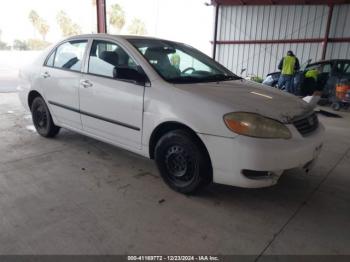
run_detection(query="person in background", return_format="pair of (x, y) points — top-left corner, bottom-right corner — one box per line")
(301, 66), (321, 96)
(277, 50), (300, 94)
(170, 52), (181, 70)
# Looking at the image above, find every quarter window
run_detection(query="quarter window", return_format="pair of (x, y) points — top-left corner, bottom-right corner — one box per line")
(88, 40), (137, 78)
(46, 51), (55, 67)
(53, 40), (87, 71)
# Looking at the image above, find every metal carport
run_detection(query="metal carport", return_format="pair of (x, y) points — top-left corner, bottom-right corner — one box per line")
(210, 0), (350, 77)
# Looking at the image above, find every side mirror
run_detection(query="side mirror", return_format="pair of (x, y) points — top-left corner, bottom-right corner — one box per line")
(113, 66), (147, 85)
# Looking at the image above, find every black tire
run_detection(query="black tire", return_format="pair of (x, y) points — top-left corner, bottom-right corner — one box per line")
(154, 129), (212, 194)
(31, 96), (60, 137)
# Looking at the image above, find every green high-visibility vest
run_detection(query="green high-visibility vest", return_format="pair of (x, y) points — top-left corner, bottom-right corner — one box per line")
(281, 55), (296, 75)
(305, 69), (319, 81)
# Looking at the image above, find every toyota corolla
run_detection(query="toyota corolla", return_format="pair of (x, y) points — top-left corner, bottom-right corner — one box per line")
(18, 34), (324, 193)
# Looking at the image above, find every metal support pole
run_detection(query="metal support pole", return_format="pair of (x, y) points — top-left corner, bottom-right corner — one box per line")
(321, 4), (333, 60)
(212, 4), (220, 60)
(96, 0), (107, 33)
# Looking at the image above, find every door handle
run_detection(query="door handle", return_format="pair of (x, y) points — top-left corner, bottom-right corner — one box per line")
(41, 71), (50, 78)
(80, 79), (93, 88)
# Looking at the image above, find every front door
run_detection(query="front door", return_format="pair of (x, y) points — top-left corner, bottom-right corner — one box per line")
(79, 39), (144, 150)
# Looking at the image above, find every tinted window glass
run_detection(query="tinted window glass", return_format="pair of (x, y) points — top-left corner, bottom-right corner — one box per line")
(336, 61), (350, 74)
(321, 64), (332, 74)
(46, 51), (55, 67)
(54, 40), (87, 71)
(88, 40), (137, 78)
(344, 63), (350, 73)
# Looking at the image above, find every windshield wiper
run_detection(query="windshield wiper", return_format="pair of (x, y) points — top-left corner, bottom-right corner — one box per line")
(168, 74), (241, 84)
(168, 76), (202, 83)
(201, 74), (241, 82)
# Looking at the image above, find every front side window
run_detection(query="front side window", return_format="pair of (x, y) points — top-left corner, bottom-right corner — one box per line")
(88, 40), (138, 78)
(128, 38), (239, 84)
(306, 63), (331, 74)
(54, 40), (87, 71)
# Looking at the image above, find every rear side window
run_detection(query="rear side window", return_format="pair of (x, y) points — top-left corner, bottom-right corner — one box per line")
(53, 40), (87, 71)
(335, 61), (350, 74)
(344, 63), (350, 73)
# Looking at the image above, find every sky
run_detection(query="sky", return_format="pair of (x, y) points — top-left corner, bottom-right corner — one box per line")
(0, 0), (214, 54)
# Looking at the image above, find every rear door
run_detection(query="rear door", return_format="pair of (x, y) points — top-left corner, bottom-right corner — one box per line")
(79, 39), (145, 150)
(42, 39), (88, 130)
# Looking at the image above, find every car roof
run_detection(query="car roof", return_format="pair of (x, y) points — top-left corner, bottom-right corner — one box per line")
(65, 33), (167, 42)
(308, 59), (350, 66)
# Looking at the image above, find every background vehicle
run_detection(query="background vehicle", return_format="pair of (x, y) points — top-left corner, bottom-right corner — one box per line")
(262, 59), (350, 102)
(262, 59), (311, 89)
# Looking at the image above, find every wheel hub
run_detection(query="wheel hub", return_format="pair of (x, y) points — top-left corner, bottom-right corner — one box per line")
(34, 105), (47, 128)
(165, 145), (190, 178)
(165, 145), (195, 184)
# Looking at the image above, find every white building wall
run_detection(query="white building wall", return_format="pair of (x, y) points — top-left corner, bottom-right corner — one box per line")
(215, 4), (350, 78)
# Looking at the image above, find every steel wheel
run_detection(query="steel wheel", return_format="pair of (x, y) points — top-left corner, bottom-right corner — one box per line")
(33, 103), (48, 131)
(155, 129), (212, 194)
(164, 144), (197, 187)
(31, 96), (60, 137)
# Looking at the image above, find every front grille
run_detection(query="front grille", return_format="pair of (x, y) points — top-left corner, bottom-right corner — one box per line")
(293, 112), (319, 136)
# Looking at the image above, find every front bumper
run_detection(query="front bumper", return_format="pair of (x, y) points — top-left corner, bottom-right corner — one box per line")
(198, 123), (325, 188)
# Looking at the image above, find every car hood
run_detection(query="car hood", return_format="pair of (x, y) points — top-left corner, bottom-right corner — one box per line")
(174, 79), (312, 123)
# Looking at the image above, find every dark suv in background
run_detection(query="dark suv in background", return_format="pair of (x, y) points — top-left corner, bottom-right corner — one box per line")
(263, 59), (350, 102)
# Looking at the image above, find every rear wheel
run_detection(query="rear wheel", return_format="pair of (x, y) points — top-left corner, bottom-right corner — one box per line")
(154, 129), (212, 194)
(31, 96), (60, 137)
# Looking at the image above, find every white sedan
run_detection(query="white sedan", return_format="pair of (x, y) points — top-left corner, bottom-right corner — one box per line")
(18, 34), (324, 193)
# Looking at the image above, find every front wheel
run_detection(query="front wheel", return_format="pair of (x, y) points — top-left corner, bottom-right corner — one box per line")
(154, 129), (212, 194)
(31, 96), (60, 137)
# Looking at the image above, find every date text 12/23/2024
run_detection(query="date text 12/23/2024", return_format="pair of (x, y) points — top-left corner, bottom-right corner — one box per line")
(127, 256), (220, 261)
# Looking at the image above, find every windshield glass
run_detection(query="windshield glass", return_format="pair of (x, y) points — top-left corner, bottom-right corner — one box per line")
(127, 38), (240, 84)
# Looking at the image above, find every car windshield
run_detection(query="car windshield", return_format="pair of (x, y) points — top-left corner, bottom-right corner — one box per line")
(127, 38), (240, 84)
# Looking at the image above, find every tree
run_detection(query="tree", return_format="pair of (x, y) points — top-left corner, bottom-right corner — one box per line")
(38, 20), (49, 41)
(127, 18), (147, 36)
(0, 28), (10, 50)
(108, 4), (125, 33)
(27, 39), (51, 50)
(56, 10), (82, 37)
(29, 10), (40, 28)
(28, 10), (50, 40)
(13, 39), (29, 50)
(0, 41), (10, 50)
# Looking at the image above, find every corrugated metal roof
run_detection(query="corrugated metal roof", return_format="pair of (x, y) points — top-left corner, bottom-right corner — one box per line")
(211, 0), (350, 5)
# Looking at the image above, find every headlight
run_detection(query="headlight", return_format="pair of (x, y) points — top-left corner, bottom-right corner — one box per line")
(223, 112), (291, 139)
